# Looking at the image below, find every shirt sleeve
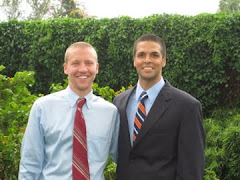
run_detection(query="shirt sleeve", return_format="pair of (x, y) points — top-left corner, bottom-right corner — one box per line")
(109, 108), (120, 163)
(18, 101), (45, 179)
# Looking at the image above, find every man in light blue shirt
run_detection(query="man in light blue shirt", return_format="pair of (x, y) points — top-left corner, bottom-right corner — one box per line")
(18, 42), (119, 180)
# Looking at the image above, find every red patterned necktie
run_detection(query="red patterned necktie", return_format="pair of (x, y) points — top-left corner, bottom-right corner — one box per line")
(133, 91), (148, 142)
(72, 98), (90, 180)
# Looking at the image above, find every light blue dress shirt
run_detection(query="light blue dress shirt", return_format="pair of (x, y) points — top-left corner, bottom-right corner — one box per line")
(19, 86), (120, 180)
(126, 78), (165, 145)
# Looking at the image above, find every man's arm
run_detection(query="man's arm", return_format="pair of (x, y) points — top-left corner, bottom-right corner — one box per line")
(109, 108), (120, 163)
(177, 101), (205, 180)
(18, 101), (45, 180)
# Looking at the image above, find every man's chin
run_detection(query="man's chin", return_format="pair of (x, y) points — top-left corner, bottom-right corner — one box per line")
(73, 85), (90, 92)
(77, 86), (89, 91)
(140, 75), (160, 82)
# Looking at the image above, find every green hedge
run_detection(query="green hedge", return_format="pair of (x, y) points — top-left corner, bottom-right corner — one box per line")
(1, 13), (240, 115)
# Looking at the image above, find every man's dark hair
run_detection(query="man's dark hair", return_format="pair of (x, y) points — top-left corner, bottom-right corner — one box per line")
(133, 34), (166, 59)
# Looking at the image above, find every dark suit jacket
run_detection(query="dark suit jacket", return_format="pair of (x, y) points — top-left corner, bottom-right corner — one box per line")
(113, 80), (205, 180)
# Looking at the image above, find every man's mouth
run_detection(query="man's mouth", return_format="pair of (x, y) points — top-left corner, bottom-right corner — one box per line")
(143, 67), (153, 70)
(78, 76), (88, 79)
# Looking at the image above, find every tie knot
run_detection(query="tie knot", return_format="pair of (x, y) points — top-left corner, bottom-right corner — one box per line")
(140, 91), (148, 101)
(77, 98), (86, 108)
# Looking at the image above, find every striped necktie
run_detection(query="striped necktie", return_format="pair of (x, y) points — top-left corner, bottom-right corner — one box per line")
(72, 98), (90, 180)
(133, 91), (148, 142)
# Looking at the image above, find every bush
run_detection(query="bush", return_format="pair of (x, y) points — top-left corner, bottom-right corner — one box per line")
(0, 65), (38, 179)
(221, 117), (240, 180)
(204, 109), (240, 180)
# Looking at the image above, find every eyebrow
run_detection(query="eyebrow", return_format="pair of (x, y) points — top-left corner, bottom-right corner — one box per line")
(137, 50), (160, 54)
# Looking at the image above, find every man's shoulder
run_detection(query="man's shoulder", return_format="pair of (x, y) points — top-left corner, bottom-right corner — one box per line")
(92, 94), (118, 110)
(166, 85), (201, 109)
(34, 89), (66, 105)
(162, 80), (200, 106)
(114, 87), (133, 100)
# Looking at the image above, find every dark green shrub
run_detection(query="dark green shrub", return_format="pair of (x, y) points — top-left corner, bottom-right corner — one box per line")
(204, 109), (240, 180)
(1, 13), (240, 115)
(221, 116), (240, 180)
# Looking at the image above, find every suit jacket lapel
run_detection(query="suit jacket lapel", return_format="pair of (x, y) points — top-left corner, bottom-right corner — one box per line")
(132, 81), (172, 148)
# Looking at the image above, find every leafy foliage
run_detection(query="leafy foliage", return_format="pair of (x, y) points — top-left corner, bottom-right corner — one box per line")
(0, 0), (23, 20)
(1, 13), (240, 116)
(27, 0), (51, 20)
(0, 65), (38, 179)
(204, 108), (240, 180)
(219, 0), (240, 12)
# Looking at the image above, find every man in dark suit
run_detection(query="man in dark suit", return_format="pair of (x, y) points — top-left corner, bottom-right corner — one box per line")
(113, 34), (205, 180)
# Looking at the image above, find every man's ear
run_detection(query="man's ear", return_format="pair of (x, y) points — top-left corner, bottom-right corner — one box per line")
(133, 58), (136, 67)
(63, 63), (68, 75)
(162, 58), (166, 67)
(96, 63), (99, 74)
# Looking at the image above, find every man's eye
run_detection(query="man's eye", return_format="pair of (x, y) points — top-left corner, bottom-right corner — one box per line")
(152, 53), (160, 58)
(137, 53), (145, 58)
(86, 61), (93, 65)
(72, 62), (79, 65)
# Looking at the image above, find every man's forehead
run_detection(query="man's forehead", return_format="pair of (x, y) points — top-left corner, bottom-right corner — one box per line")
(137, 41), (161, 48)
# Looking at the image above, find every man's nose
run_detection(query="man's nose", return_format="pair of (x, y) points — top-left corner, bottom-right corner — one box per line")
(144, 55), (151, 63)
(78, 63), (87, 72)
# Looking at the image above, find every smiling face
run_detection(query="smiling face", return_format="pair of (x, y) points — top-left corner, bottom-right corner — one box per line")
(64, 46), (99, 96)
(134, 40), (166, 90)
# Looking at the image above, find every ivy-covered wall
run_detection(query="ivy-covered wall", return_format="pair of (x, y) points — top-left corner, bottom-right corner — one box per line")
(0, 12), (240, 115)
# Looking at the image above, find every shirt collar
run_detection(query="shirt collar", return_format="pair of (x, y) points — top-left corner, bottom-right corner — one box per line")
(136, 77), (165, 104)
(65, 86), (93, 109)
